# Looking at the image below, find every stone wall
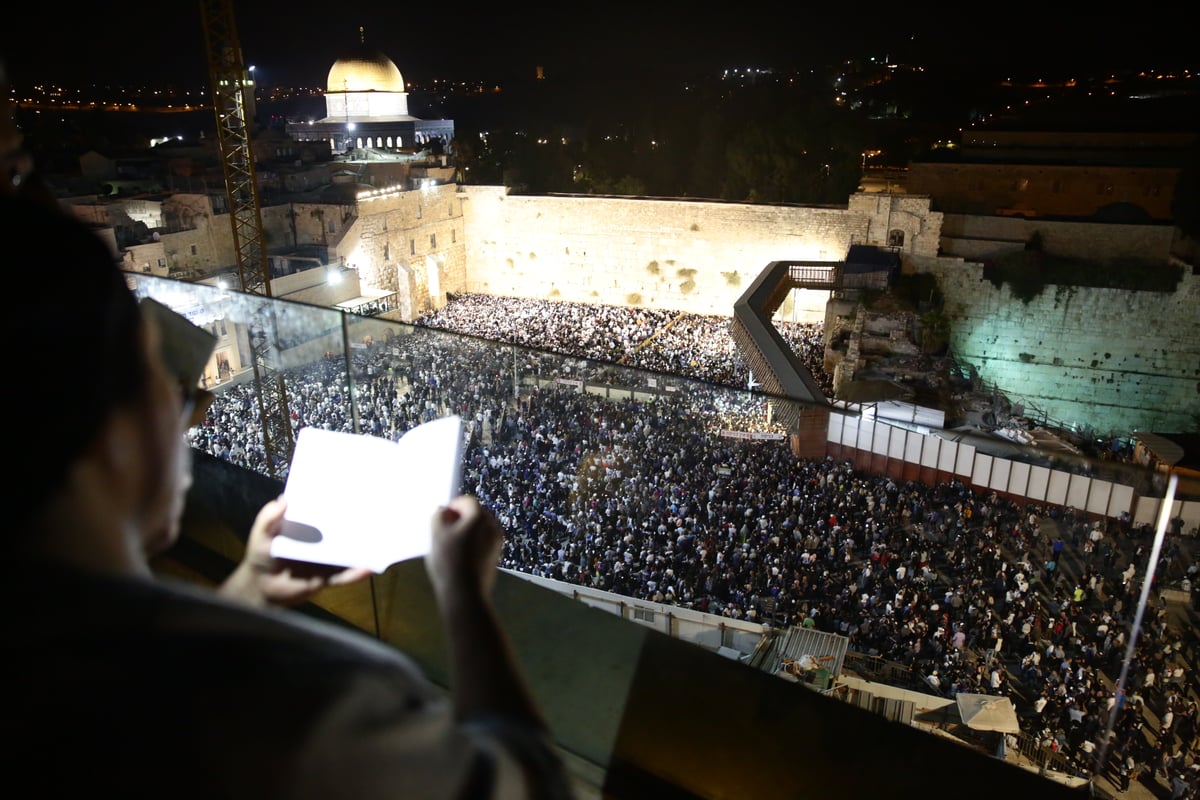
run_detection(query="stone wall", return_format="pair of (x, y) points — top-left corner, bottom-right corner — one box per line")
(906, 162), (1179, 219)
(457, 188), (941, 316)
(450, 187), (1195, 435)
(914, 256), (1200, 435)
(159, 220), (230, 277)
(127, 183), (1196, 438)
(353, 184), (466, 319)
(939, 214), (1178, 262)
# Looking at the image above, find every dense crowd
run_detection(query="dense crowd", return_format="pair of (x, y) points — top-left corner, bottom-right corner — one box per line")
(187, 294), (1197, 796)
(415, 293), (835, 396)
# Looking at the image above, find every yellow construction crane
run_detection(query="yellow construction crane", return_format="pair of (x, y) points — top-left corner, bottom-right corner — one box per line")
(198, 0), (295, 478)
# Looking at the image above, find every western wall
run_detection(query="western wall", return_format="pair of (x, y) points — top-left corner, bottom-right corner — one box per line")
(452, 188), (1198, 436)
(913, 255), (1199, 436)
(457, 188), (941, 320)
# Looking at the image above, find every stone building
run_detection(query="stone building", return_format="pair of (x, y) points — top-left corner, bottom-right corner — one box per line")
(906, 130), (1195, 222)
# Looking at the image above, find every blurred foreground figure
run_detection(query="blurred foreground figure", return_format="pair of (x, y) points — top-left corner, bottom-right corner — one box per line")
(0, 192), (574, 800)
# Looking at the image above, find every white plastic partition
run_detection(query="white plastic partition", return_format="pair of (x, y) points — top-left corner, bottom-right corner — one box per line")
(823, 410), (1195, 527)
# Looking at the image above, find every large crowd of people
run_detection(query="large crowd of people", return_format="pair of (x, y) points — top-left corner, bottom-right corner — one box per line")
(416, 293), (835, 396)
(187, 293), (1198, 796)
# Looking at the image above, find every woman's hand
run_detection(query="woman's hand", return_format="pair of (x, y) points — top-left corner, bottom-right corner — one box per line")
(220, 496), (372, 607)
(425, 495), (504, 603)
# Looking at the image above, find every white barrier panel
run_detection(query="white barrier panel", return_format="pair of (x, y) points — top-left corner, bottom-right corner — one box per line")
(1067, 473), (1091, 511)
(955, 442), (976, 478)
(1087, 480), (1113, 517)
(1133, 496), (1197, 529)
(823, 416), (1190, 525)
(580, 595), (624, 615)
(841, 413), (856, 446)
(1134, 496), (1160, 527)
(629, 608), (669, 635)
(839, 412), (856, 446)
(921, 435), (941, 468)
(872, 423), (890, 456)
(842, 416), (859, 448)
(584, 383), (613, 398)
(989, 458), (1011, 493)
(674, 616), (765, 655)
(1029, 466), (1051, 501)
(972, 454), (994, 488)
(506, 570), (769, 657)
(827, 413), (846, 445)
(938, 439), (958, 472)
(856, 416), (875, 450)
(1009, 461), (1031, 498)
(1110, 483), (1135, 519)
(904, 430), (924, 464)
(839, 412), (856, 445)
(1046, 470), (1071, 506)
(1185, 501), (1200, 534)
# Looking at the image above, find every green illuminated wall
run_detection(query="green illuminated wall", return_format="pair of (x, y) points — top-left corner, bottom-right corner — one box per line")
(922, 259), (1200, 435)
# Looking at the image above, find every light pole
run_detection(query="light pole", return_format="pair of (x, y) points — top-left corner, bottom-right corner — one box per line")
(1095, 470), (1181, 781)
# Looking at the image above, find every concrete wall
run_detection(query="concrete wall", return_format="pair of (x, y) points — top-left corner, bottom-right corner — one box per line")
(913, 256), (1200, 436)
(513, 571), (770, 657)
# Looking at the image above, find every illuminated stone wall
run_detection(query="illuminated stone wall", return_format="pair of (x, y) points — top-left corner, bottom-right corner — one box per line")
(457, 188), (941, 317)
(917, 257), (1200, 435)
(343, 184), (467, 319)
(939, 214), (1178, 263)
(353, 185), (1195, 437)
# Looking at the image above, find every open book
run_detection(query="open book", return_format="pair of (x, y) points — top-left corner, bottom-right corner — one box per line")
(270, 415), (465, 572)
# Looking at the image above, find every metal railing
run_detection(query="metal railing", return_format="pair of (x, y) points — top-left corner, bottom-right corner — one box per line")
(786, 264), (838, 287)
(1011, 729), (1077, 776)
(842, 651), (929, 691)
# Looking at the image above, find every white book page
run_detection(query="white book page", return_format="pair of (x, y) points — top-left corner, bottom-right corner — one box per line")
(271, 416), (464, 572)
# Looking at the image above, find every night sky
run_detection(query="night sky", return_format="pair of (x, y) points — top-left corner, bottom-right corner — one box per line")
(5, 4), (1197, 90)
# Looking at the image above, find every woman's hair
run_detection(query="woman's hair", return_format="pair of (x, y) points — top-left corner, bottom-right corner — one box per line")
(3, 193), (147, 523)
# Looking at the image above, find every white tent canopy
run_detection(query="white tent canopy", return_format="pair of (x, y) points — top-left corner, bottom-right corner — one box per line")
(955, 693), (1021, 733)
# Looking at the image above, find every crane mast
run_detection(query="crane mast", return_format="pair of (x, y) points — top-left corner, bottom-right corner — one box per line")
(199, 0), (294, 478)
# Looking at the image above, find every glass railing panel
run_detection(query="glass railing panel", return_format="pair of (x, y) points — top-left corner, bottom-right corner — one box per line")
(128, 277), (1193, 606)
(129, 275), (1196, 796)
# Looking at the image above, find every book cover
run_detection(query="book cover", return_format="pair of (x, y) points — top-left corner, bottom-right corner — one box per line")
(270, 414), (465, 572)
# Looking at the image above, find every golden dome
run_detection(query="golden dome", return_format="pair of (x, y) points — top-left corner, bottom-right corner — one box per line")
(326, 50), (405, 93)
